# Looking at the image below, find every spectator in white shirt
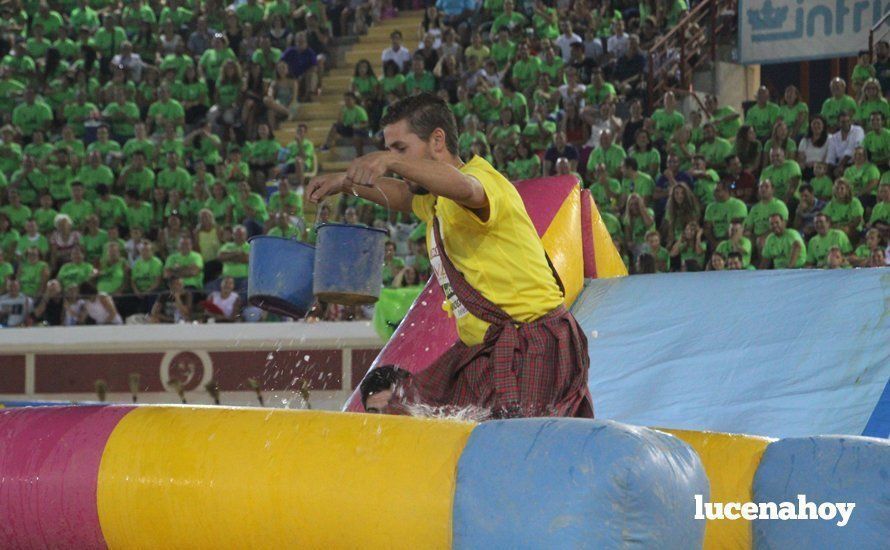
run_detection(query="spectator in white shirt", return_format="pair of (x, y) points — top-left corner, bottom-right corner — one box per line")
(555, 21), (583, 60)
(110, 41), (147, 83)
(606, 19), (630, 61)
(381, 30), (413, 72)
(826, 111), (865, 173)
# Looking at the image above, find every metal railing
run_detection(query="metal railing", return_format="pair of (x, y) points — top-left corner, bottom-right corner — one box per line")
(868, 10), (890, 57)
(646, 0), (737, 112)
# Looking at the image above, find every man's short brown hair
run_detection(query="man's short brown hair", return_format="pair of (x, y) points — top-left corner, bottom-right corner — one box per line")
(380, 92), (459, 155)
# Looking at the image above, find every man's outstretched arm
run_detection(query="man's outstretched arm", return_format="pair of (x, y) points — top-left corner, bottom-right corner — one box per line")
(306, 171), (415, 213)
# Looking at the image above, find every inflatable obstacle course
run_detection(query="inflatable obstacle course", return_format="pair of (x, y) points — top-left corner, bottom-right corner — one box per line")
(0, 406), (708, 548)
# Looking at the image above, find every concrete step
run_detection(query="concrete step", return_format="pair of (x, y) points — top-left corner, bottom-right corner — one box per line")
(321, 159), (352, 172)
(317, 145), (359, 163)
(294, 104), (342, 121)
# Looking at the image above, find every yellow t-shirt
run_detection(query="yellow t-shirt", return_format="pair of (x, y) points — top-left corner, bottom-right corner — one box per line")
(412, 156), (564, 346)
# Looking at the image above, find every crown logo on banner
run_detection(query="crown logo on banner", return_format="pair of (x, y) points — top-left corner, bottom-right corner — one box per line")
(747, 0), (789, 31)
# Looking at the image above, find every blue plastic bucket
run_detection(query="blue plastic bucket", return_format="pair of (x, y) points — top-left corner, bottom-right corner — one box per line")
(247, 236), (316, 317)
(313, 223), (387, 305)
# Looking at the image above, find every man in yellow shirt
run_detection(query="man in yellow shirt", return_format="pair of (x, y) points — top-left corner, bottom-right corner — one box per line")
(307, 93), (593, 418)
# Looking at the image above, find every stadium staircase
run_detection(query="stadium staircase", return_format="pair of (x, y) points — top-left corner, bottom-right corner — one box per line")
(275, 10), (426, 178)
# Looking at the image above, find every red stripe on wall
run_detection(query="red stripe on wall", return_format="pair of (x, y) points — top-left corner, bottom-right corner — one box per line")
(351, 349), (381, 389)
(35, 354), (165, 393)
(0, 355), (26, 393)
(210, 350), (343, 391)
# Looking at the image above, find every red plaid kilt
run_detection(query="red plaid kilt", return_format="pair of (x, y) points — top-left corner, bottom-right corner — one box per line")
(405, 217), (594, 419)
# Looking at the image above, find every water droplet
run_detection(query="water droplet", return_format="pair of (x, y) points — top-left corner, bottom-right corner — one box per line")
(590, 330), (598, 338)
(303, 354), (310, 361)
(266, 353), (274, 361)
(421, 301), (428, 306)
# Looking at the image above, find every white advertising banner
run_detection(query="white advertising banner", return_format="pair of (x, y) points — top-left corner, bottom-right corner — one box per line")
(738, 0), (888, 64)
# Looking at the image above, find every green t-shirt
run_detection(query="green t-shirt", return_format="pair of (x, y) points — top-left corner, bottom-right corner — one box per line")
(121, 166), (156, 197)
(269, 191), (302, 215)
(712, 106), (741, 140)
(97, 259), (126, 294)
(199, 48), (236, 82)
(651, 108), (685, 141)
(157, 166), (192, 194)
(507, 156), (541, 181)
(715, 237), (753, 268)
(601, 211), (622, 241)
(81, 229), (109, 262)
(218, 241), (249, 279)
(267, 225), (303, 240)
(589, 176), (621, 213)
(620, 172), (655, 201)
(248, 139), (280, 165)
(472, 87), (504, 123)
(624, 208), (656, 244)
(94, 195), (127, 229)
(286, 138), (315, 174)
(132, 256), (163, 292)
(863, 128), (890, 165)
(822, 198), (865, 230)
(125, 201), (154, 232)
(33, 207), (58, 234)
(76, 165), (115, 198)
(745, 198), (789, 236)
(491, 12), (527, 35)
(820, 95), (858, 127)
(810, 175), (834, 200)
(102, 101), (140, 137)
(491, 40), (516, 70)
(148, 99), (185, 126)
(586, 144), (627, 177)
(762, 229), (806, 268)
(0, 261), (12, 285)
(512, 56), (542, 90)
(855, 98), (890, 124)
(699, 138), (733, 167)
(0, 229), (20, 255)
(15, 233), (49, 257)
(342, 105), (369, 127)
(1, 203), (32, 230)
(235, 2), (264, 24)
(870, 200), (890, 225)
(759, 160), (802, 200)
(630, 149), (661, 177)
(60, 199), (94, 228)
(381, 74), (405, 95)
(778, 102), (809, 133)
(58, 261), (94, 289)
(233, 192), (269, 223)
(705, 197), (748, 240)
(12, 100), (53, 135)
(17, 259), (48, 297)
(405, 71), (436, 93)
(351, 75), (378, 97)
(842, 162), (881, 196)
(807, 229), (852, 266)
(164, 251), (204, 288)
(745, 102), (781, 139)
(203, 195), (233, 223)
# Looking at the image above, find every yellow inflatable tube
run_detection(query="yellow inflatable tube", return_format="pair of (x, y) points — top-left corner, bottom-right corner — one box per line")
(97, 407), (475, 549)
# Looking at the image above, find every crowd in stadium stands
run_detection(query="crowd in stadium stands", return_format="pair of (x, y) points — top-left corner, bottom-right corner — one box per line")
(0, 0), (887, 328)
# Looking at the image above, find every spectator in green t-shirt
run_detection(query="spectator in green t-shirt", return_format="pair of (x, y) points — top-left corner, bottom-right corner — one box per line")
(704, 180), (748, 244)
(163, 236), (204, 289)
(57, 246), (97, 290)
(322, 92), (369, 155)
(215, 225), (250, 292)
(760, 213), (806, 269)
(806, 213), (853, 267)
(131, 240), (164, 311)
(745, 86), (780, 141)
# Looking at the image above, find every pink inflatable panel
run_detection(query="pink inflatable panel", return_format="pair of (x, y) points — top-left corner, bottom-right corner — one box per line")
(0, 406), (133, 549)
